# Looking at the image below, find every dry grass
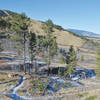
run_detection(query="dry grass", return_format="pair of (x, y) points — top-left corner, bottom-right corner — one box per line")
(54, 29), (85, 48)
(29, 20), (85, 48)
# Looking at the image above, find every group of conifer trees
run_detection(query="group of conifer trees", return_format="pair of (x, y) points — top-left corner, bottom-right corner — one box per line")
(0, 13), (78, 77)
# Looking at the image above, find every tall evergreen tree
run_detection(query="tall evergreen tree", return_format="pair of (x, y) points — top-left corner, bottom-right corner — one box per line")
(10, 13), (30, 73)
(65, 45), (77, 77)
(29, 31), (36, 73)
(43, 19), (58, 75)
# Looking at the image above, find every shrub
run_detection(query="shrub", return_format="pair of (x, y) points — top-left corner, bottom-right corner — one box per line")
(85, 95), (97, 100)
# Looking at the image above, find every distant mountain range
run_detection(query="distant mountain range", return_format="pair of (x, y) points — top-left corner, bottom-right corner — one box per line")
(68, 29), (100, 37)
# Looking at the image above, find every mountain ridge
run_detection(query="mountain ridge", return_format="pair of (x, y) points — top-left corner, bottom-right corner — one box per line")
(68, 29), (100, 38)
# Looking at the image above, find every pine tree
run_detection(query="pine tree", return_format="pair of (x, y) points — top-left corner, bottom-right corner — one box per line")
(29, 31), (36, 73)
(65, 45), (77, 77)
(60, 56), (66, 64)
(10, 13), (30, 73)
(43, 19), (58, 75)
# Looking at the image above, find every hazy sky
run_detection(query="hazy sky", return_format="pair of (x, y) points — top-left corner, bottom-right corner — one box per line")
(0, 0), (100, 34)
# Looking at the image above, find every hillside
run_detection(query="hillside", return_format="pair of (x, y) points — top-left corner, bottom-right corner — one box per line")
(29, 20), (85, 48)
(0, 10), (97, 50)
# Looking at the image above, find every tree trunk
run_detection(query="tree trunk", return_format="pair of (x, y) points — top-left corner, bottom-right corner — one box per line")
(23, 33), (26, 74)
(47, 45), (51, 76)
(31, 53), (35, 73)
(29, 64), (31, 74)
(35, 58), (37, 73)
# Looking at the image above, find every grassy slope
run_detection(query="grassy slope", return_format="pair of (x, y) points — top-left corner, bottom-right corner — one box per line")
(29, 19), (85, 48)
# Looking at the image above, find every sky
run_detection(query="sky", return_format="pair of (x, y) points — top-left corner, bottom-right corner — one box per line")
(0, 0), (100, 34)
